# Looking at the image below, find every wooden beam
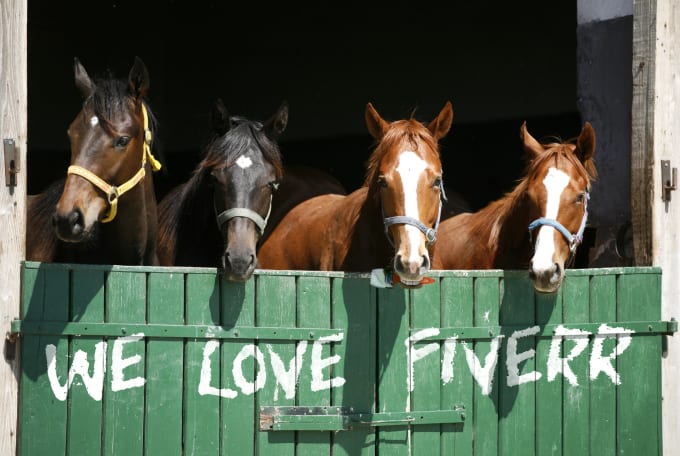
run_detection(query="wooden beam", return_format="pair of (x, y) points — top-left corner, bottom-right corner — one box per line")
(0, 1), (27, 455)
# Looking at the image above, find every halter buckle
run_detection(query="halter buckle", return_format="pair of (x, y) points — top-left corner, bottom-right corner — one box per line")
(425, 228), (437, 244)
(107, 186), (120, 204)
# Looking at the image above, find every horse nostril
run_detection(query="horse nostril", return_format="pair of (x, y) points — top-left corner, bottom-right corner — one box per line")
(554, 262), (562, 275)
(70, 209), (84, 235)
(394, 254), (405, 273)
(421, 254), (430, 271)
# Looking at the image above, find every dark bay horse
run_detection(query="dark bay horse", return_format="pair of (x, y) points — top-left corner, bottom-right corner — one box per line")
(157, 99), (288, 281)
(26, 57), (162, 265)
(432, 122), (597, 293)
(258, 102), (454, 287)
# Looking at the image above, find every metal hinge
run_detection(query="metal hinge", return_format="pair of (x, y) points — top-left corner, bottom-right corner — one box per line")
(662, 160), (677, 202)
(259, 405), (466, 431)
(4, 138), (19, 187)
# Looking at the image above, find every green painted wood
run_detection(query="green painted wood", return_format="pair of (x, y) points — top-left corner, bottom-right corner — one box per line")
(473, 277), (500, 456)
(255, 274), (296, 456)
(562, 275), (590, 455)
(588, 274), (617, 456)
(616, 273), (662, 456)
(296, 276), (332, 455)
(376, 286), (410, 456)
(535, 285), (563, 456)
(331, 277), (375, 456)
(220, 278), (256, 456)
(20, 266), (69, 456)
(102, 270), (147, 456)
(411, 281), (443, 456)
(440, 276), (474, 456)
(183, 273), (221, 455)
(144, 271), (184, 456)
(66, 269), (105, 456)
(499, 274), (536, 456)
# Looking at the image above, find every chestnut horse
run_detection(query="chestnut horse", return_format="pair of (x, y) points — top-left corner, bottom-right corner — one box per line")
(432, 122), (597, 293)
(258, 102), (454, 287)
(157, 99), (288, 281)
(26, 57), (162, 265)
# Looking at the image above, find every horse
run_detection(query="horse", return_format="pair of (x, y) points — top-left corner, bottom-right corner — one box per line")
(257, 101), (454, 287)
(157, 99), (288, 282)
(26, 57), (162, 265)
(432, 121), (597, 293)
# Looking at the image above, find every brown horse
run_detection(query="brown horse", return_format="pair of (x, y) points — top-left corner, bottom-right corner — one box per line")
(432, 122), (597, 293)
(258, 102), (454, 287)
(26, 57), (162, 265)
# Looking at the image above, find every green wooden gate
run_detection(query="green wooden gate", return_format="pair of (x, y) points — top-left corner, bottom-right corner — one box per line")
(14, 262), (675, 455)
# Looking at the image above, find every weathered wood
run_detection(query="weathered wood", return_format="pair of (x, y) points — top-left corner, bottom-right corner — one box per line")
(0, 1), (27, 454)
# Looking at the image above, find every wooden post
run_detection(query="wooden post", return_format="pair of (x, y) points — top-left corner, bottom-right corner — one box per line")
(0, 1), (27, 455)
(632, 1), (680, 455)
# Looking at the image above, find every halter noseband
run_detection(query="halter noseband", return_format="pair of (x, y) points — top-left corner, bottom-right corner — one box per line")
(382, 184), (446, 247)
(67, 103), (162, 223)
(528, 191), (589, 258)
(215, 193), (274, 235)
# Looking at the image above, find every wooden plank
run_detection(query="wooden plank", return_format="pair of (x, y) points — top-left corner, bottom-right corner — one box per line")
(617, 272), (662, 456)
(440, 275), (473, 456)
(144, 271), (184, 456)
(498, 274), (536, 456)
(0, 0), (27, 454)
(183, 273), (221, 455)
(331, 277), (375, 456)
(588, 274), (617, 456)
(66, 269), (105, 455)
(20, 266), (69, 455)
(220, 278), (256, 456)
(255, 274), (296, 456)
(102, 271), (147, 455)
(296, 276), (332, 455)
(411, 281), (442, 456)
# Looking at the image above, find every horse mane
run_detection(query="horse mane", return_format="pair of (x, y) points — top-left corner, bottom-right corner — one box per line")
(26, 179), (65, 260)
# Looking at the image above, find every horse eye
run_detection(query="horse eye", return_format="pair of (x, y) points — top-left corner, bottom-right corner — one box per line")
(378, 177), (388, 189)
(113, 136), (131, 149)
(575, 193), (586, 204)
(433, 177), (442, 189)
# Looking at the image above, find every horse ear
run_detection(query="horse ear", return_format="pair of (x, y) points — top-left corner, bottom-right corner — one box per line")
(427, 101), (454, 141)
(264, 101), (289, 139)
(575, 122), (596, 163)
(365, 102), (389, 139)
(74, 57), (95, 99)
(128, 56), (150, 100)
(520, 121), (544, 159)
(212, 98), (231, 136)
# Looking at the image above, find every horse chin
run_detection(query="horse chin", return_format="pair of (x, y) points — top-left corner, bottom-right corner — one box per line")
(396, 273), (426, 289)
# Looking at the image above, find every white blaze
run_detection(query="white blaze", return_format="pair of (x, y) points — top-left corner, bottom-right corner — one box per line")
(532, 167), (570, 271)
(395, 151), (428, 262)
(235, 155), (253, 169)
(89, 116), (99, 127)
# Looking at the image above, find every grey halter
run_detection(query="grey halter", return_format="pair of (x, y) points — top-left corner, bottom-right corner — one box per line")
(215, 193), (273, 234)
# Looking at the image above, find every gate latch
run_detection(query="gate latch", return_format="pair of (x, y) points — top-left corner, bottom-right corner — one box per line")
(662, 160), (677, 202)
(4, 139), (19, 187)
(259, 405), (465, 431)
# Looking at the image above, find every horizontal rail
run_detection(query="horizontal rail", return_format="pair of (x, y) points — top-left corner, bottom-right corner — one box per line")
(10, 320), (343, 341)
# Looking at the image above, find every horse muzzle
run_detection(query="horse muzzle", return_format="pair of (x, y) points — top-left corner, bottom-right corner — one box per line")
(529, 260), (564, 293)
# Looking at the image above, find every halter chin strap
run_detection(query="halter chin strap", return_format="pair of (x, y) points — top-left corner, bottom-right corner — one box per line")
(67, 103), (162, 223)
(382, 185), (446, 247)
(528, 192), (589, 257)
(215, 194), (274, 235)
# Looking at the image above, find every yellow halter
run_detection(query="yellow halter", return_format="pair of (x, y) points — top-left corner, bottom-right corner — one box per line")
(67, 103), (162, 223)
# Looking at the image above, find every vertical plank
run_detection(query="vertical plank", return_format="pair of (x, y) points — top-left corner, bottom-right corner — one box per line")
(331, 277), (375, 456)
(616, 272), (661, 456)
(376, 286), (410, 456)
(0, 1), (27, 454)
(66, 268), (105, 456)
(256, 274), (296, 456)
(220, 278), (256, 456)
(498, 274), (536, 456)
(103, 270), (147, 456)
(561, 275), (590, 455)
(145, 271), (184, 456)
(20, 265), (69, 455)
(183, 272), (220, 455)
(588, 274), (617, 456)
(411, 280), (442, 456)
(473, 276), (501, 456)
(440, 275), (473, 456)
(296, 276), (332, 455)
(534, 284), (563, 456)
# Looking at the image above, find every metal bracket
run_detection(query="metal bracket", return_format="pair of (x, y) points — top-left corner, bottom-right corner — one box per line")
(4, 139), (19, 187)
(259, 405), (466, 431)
(661, 160), (677, 202)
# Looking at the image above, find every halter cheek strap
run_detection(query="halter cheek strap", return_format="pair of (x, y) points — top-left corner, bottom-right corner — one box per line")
(528, 192), (589, 255)
(67, 103), (162, 223)
(215, 193), (274, 235)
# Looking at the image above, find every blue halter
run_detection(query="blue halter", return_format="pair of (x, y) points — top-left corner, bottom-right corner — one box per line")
(527, 192), (589, 255)
(382, 184), (446, 246)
